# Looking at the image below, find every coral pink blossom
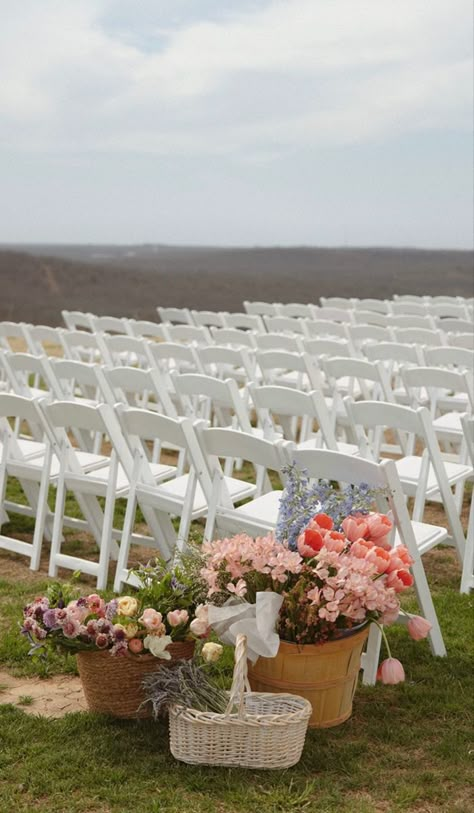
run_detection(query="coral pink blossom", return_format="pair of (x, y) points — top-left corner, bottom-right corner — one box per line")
(303, 528), (325, 553)
(386, 569), (413, 592)
(66, 601), (88, 623)
(226, 579), (247, 597)
(87, 594), (105, 615)
(365, 546), (391, 574)
(323, 531), (345, 553)
(351, 539), (374, 558)
(128, 637), (144, 653)
(394, 546), (414, 567)
(167, 609), (189, 627)
(139, 608), (163, 631)
(365, 513), (393, 548)
(342, 514), (369, 542)
(407, 615), (432, 641)
(310, 513), (334, 531)
(377, 658), (405, 684)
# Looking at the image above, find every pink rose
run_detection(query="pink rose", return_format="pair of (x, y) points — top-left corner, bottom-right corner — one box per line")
(62, 618), (80, 639)
(66, 601), (88, 623)
(167, 609), (189, 627)
(128, 637), (144, 653)
(407, 615), (432, 641)
(190, 618), (208, 637)
(377, 658), (405, 684)
(139, 608), (163, 632)
(87, 594), (105, 615)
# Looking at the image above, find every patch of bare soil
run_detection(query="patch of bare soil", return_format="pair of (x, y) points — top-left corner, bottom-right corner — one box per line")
(0, 669), (86, 717)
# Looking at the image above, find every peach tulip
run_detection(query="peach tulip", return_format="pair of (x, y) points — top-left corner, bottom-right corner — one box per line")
(386, 569), (414, 592)
(377, 658), (405, 684)
(407, 615), (432, 641)
(342, 515), (369, 542)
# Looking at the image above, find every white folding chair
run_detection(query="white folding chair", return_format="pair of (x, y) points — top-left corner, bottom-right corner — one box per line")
(191, 310), (227, 329)
(197, 345), (257, 388)
(243, 301), (279, 317)
(90, 315), (133, 336)
(302, 319), (349, 340)
(316, 307), (354, 324)
(128, 319), (168, 342)
(391, 301), (428, 316)
(389, 315), (436, 330)
(423, 346), (474, 372)
(157, 307), (193, 326)
(61, 311), (94, 332)
(352, 310), (389, 328)
(198, 426), (286, 542)
(277, 303), (313, 319)
(460, 414), (474, 594)
(0, 322), (29, 352)
(249, 384), (358, 455)
(0, 394), (56, 569)
(256, 350), (323, 391)
(447, 332), (474, 350)
(401, 366), (474, 447)
(99, 335), (151, 369)
(263, 316), (307, 336)
(356, 298), (391, 314)
(209, 327), (257, 350)
(255, 333), (304, 353)
(22, 325), (66, 357)
(319, 297), (355, 308)
(434, 318), (473, 334)
(163, 324), (212, 346)
(392, 327), (444, 347)
(282, 445), (446, 683)
(223, 313), (265, 332)
(363, 342), (424, 405)
(345, 399), (471, 562)
(61, 330), (107, 364)
(348, 325), (394, 354)
(110, 408), (256, 590)
(304, 337), (353, 360)
(1, 352), (61, 402)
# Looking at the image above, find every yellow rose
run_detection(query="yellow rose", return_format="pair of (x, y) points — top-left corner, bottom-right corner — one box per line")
(201, 642), (223, 663)
(124, 623), (138, 640)
(117, 596), (139, 617)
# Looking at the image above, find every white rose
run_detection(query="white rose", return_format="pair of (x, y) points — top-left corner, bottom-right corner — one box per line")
(201, 642), (223, 663)
(144, 634), (172, 659)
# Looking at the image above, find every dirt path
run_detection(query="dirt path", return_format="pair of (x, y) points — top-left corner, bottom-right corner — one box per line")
(0, 669), (87, 717)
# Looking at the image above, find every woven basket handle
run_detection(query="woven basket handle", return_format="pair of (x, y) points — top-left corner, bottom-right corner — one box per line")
(224, 633), (251, 719)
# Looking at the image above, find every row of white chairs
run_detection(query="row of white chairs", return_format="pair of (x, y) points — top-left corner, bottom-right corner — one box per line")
(1, 388), (473, 680)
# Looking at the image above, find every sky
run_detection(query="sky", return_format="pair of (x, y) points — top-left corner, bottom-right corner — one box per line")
(0, 0), (473, 248)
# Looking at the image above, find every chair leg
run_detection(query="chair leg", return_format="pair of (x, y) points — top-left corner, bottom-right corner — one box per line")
(361, 624), (382, 685)
(460, 489), (474, 594)
(30, 445), (53, 572)
(49, 474), (67, 579)
(113, 487), (137, 593)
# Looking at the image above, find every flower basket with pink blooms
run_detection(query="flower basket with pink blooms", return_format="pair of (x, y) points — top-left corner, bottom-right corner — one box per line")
(200, 465), (431, 727)
(20, 560), (210, 718)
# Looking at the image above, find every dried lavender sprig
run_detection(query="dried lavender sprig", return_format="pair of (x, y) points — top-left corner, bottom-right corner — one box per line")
(142, 659), (229, 718)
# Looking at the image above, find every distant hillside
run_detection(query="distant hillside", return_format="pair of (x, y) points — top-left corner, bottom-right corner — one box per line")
(0, 247), (472, 326)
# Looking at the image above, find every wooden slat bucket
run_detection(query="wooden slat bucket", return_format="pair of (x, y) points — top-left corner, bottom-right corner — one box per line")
(247, 626), (369, 728)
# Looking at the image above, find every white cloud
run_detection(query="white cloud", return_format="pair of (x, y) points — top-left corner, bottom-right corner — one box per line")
(0, 0), (471, 156)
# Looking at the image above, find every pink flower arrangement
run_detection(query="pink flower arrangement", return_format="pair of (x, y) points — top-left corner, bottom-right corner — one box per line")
(201, 511), (431, 684)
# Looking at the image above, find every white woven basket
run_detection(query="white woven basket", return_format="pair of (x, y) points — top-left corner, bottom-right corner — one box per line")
(169, 634), (312, 769)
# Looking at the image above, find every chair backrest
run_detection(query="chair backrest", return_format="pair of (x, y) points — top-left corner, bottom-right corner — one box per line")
(429, 303), (469, 320)
(255, 333), (304, 353)
(256, 350), (323, 390)
(303, 319), (349, 340)
(198, 425), (284, 486)
(363, 341), (423, 367)
(61, 311), (94, 332)
(48, 358), (103, 405)
(223, 312), (265, 332)
(157, 307), (193, 325)
(389, 315), (435, 329)
(348, 324), (393, 349)
(401, 365), (474, 415)
(249, 384), (339, 450)
(22, 325), (65, 357)
(447, 332), (474, 350)
(163, 324), (211, 345)
(304, 338), (352, 359)
(190, 310), (227, 328)
(1, 352), (61, 400)
(61, 330), (106, 363)
(461, 413), (474, 466)
(263, 315), (306, 335)
(391, 301), (427, 316)
(90, 315), (132, 336)
(277, 303), (313, 319)
(352, 310), (389, 327)
(172, 373), (253, 432)
(243, 301), (279, 317)
(356, 298), (391, 314)
(127, 320), (168, 342)
(100, 335), (151, 368)
(319, 297), (355, 309)
(40, 400), (112, 475)
(392, 327), (443, 347)
(316, 307), (354, 324)
(0, 392), (48, 452)
(209, 327), (257, 349)
(0, 322), (28, 352)
(96, 364), (177, 418)
(197, 345), (256, 383)
(434, 318), (473, 334)
(146, 341), (203, 375)
(393, 294), (426, 304)
(423, 346), (474, 370)
(323, 356), (394, 403)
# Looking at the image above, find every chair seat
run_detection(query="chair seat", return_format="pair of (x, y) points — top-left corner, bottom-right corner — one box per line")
(156, 474), (257, 516)
(16, 438), (46, 459)
(297, 438), (359, 456)
(233, 489), (283, 524)
(432, 412), (463, 438)
(395, 456), (472, 495)
(394, 521), (448, 555)
(91, 461), (176, 492)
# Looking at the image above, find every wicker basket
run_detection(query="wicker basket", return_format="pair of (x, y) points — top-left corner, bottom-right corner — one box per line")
(169, 634), (312, 769)
(77, 639), (195, 719)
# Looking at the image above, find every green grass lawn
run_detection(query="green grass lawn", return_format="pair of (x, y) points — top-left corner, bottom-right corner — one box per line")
(0, 477), (473, 813)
